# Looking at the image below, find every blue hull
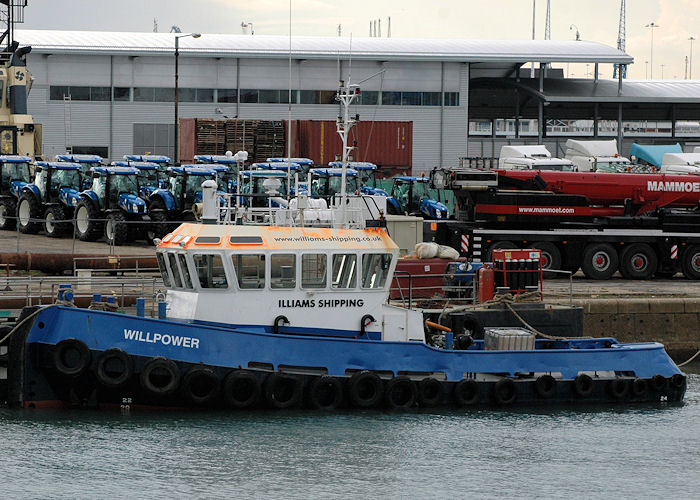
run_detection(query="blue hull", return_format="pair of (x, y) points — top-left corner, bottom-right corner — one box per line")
(8, 306), (687, 410)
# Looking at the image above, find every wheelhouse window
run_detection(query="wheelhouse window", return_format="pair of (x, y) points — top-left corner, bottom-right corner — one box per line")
(302, 254), (327, 289)
(270, 254), (296, 289)
(193, 254), (228, 289)
(167, 252), (183, 288)
(332, 254), (357, 289)
(361, 253), (392, 289)
(233, 254), (265, 289)
(178, 254), (193, 289)
(156, 252), (171, 287)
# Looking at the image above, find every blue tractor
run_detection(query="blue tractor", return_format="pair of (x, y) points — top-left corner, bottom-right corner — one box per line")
(74, 166), (148, 245)
(329, 161), (378, 188)
(238, 170), (295, 207)
(146, 165), (219, 238)
(112, 160), (165, 202)
(387, 176), (450, 219)
(0, 155), (33, 230)
(308, 167), (360, 202)
(16, 162), (82, 237)
(267, 157), (315, 174)
(55, 154), (105, 190)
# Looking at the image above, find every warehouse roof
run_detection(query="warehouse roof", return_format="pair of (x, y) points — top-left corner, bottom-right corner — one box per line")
(15, 29), (633, 64)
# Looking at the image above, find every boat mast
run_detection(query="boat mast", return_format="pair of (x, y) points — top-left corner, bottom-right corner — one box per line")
(336, 80), (359, 227)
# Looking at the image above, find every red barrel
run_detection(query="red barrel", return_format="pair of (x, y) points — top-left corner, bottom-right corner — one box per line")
(477, 264), (495, 303)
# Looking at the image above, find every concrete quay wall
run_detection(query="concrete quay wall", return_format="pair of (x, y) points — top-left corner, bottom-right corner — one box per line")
(573, 298), (700, 361)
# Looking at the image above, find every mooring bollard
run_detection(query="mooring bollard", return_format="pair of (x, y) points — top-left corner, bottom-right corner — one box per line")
(158, 301), (167, 319)
(136, 297), (146, 317)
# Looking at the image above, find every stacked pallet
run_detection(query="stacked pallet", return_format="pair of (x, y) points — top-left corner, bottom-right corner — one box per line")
(251, 121), (285, 162)
(195, 119), (226, 155)
(224, 120), (255, 156)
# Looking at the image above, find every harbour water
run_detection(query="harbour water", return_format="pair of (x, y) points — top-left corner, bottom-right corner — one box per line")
(1, 372), (698, 499)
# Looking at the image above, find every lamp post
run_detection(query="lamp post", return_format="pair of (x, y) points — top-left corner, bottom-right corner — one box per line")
(690, 36), (696, 80)
(645, 22), (660, 79)
(569, 24), (580, 41)
(645, 61), (649, 79)
(241, 22), (254, 35)
(174, 32), (201, 163)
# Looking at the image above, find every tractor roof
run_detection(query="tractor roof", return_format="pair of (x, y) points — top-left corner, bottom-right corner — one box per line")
(240, 170), (290, 178)
(91, 166), (140, 175)
(252, 162), (302, 171)
(112, 160), (160, 170)
(35, 161), (82, 170)
(394, 176), (428, 182)
(194, 154), (237, 164)
(123, 154), (171, 163)
(0, 155), (32, 163)
(168, 165), (217, 175)
(193, 163), (229, 172)
(328, 161), (377, 170)
(310, 167), (359, 177)
(55, 154), (103, 163)
(267, 157), (314, 165)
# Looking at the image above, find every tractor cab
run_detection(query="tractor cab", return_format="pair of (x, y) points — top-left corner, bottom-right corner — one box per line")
(124, 154), (172, 166)
(390, 176), (449, 219)
(0, 155), (34, 229)
(267, 157), (314, 174)
(309, 167), (360, 201)
(329, 161), (378, 187)
(252, 162), (303, 174)
(56, 154), (104, 189)
(238, 170), (292, 207)
(193, 163), (235, 193)
(113, 160), (164, 201)
(166, 165), (218, 211)
(86, 166), (144, 211)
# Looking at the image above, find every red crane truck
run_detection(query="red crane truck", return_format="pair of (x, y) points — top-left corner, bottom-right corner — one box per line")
(430, 168), (700, 280)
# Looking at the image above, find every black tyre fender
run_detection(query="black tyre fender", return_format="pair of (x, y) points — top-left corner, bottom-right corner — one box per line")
(492, 378), (517, 405)
(347, 371), (383, 408)
(680, 244), (700, 280)
(456, 313), (485, 341)
(384, 377), (417, 410)
(17, 193), (42, 234)
(181, 367), (220, 406)
(531, 241), (562, 278)
(619, 243), (658, 280)
(573, 374), (594, 397)
(534, 374), (557, 398)
(140, 357), (181, 396)
(307, 375), (344, 410)
(607, 378), (630, 400)
(453, 379), (480, 407)
(417, 377), (443, 407)
(95, 348), (133, 388)
(670, 373), (686, 390)
(650, 374), (667, 392)
(581, 243), (619, 280)
(264, 372), (303, 409)
(53, 338), (91, 377)
(222, 370), (261, 409)
(631, 377), (648, 398)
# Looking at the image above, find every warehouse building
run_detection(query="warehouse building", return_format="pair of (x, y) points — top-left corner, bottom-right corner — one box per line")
(15, 29), (700, 171)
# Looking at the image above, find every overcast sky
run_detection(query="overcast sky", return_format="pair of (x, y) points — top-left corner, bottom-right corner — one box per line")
(20, 0), (700, 80)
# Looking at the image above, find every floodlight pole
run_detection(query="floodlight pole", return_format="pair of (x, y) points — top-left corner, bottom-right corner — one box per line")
(174, 33), (201, 164)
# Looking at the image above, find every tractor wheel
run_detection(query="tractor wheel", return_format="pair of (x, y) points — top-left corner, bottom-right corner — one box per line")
(17, 193), (42, 234)
(104, 212), (128, 246)
(44, 205), (71, 238)
(0, 198), (16, 230)
(147, 199), (170, 242)
(75, 199), (103, 242)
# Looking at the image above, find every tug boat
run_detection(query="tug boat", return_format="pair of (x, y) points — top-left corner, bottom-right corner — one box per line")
(0, 83), (687, 411)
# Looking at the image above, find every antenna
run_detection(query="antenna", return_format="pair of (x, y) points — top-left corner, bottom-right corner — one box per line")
(378, 19), (381, 37)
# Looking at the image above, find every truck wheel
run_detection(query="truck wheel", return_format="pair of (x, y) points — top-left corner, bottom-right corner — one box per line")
(44, 205), (70, 238)
(486, 241), (516, 261)
(0, 198), (16, 230)
(532, 242), (562, 279)
(17, 194), (42, 234)
(105, 212), (128, 246)
(75, 200), (103, 241)
(619, 243), (657, 280)
(681, 245), (700, 280)
(581, 243), (618, 280)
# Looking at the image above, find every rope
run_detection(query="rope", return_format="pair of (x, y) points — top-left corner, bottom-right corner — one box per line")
(0, 304), (59, 346)
(678, 349), (700, 368)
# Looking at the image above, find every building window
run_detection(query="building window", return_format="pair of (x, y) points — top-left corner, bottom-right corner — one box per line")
(217, 89), (237, 103)
(50, 86), (110, 102)
(133, 87), (155, 102)
(113, 87), (130, 101)
(357, 91), (378, 105)
(133, 123), (174, 158)
(49, 86), (69, 100)
(240, 89), (258, 103)
(196, 88), (214, 103)
(422, 92), (441, 106)
(401, 92), (421, 106)
(154, 87), (175, 102)
(178, 88), (196, 102)
(382, 91), (401, 105)
(444, 92), (460, 106)
(300, 90), (335, 105)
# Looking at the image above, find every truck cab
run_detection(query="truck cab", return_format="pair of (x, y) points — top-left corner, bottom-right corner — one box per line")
(659, 153), (700, 175)
(564, 139), (635, 173)
(499, 145), (576, 172)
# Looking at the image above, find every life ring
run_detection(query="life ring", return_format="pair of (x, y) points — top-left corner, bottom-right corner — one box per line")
(182, 367), (220, 406)
(223, 370), (261, 408)
(631, 378), (648, 398)
(493, 378), (517, 405)
(307, 375), (344, 410)
(347, 371), (383, 408)
(53, 338), (91, 377)
(264, 373), (303, 409)
(384, 377), (417, 410)
(650, 374), (667, 392)
(417, 378), (443, 407)
(670, 374), (686, 390)
(454, 379), (480, 407)
(140, 357), (181, 396)
(573, 374), (594, 397)
(607, 378), (629, 400)
(96, 348), (132, 388)
(534, 374), (557, 399)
